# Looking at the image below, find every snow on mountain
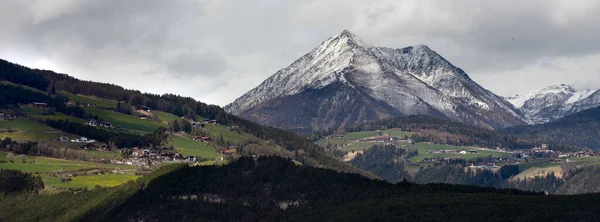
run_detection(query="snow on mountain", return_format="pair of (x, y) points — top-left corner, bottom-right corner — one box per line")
(506, 84), (598, 124)
(225, 30), (527, 131)
(569, 89), (600, 115)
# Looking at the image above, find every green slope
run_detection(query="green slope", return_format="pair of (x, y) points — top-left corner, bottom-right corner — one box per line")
(171, 136), (218, 158)
(0, 119), (62, 140)
(84, 108), (164, 133)
(153, 111), (179, 123)
(59, 91), (118, 109)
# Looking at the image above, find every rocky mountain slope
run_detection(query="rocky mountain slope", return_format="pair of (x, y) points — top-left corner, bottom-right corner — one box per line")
(226, 30), (526, 132)
(506, 84), (599, 124)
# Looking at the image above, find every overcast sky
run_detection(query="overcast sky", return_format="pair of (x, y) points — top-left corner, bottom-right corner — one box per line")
(1, 0), (600, 106)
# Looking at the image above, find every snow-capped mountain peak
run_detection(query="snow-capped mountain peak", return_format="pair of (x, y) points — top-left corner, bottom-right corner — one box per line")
(225, 29), (527, 131)
(506, 84), (597, 124)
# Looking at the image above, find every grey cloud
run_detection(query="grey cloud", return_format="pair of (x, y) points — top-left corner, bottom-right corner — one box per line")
(1, 0), (600, 106)
(167, 51), (230, 77)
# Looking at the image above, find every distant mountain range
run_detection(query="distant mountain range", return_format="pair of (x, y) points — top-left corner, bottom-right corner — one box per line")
(506, 84), (600, 124)
(225, 30), (526, 132)
(501, 105), (600, 149)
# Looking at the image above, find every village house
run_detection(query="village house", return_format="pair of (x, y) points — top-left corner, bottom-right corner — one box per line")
(86, 119), (98, 127)
(132, 148), (143, 157)
(201, 137), (212, 143)
(227, 125), (239, 131)
(221, 149), (237, 158)
(0, 112), (5, 120)
(99, 121), (114, 128)
(136, 105), (152, 112)
(204, 119), (218, 125)
(57, 135), (69, 142)
(31, 102), (48, 109)
(65, 100), (76, 106)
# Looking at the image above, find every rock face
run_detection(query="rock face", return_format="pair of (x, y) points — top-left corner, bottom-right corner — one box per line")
(225, 30), (526, 132)
(506, 84), (600, 124)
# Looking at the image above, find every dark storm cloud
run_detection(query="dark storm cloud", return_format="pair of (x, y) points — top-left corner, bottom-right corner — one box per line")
(0, 0), (599, 105)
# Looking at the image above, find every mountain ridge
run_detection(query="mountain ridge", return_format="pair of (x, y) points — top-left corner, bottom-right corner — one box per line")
(226, 30), (526, 132)
(506, 84), (599, 124)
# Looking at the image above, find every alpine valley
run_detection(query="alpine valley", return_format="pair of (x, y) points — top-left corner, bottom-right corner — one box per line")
(226, 30), (527, 133)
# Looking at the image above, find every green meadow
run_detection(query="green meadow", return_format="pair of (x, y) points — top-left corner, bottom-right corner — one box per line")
(153, 111), (180, 123)
(59, 91), (118, 109)
(171, 136), (219, 158)
(84, 108), (164, 133)
(0, 118), (62, 140)
(408, 143), (509, 162)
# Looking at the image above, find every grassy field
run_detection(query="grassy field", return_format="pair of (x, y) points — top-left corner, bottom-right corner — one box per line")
(0, 118), (63, 140)
(0, 151), (140, 189)
(513, 162), (563, 180)
(171, 136), (219, 158)
(43, 174), (140, 189)
(408, 143), (510, 162)
(0, 151), (137, 172)
(339, 142), (373, 152)
(21, 106), (86, 123)
(153, 111), (180, 123)
(316, 129), (413, 153)
(204, 124), (251, 143)
(85, 108), (164, 133)
(59, 91), (118, 109)
(340, 129), (412, 141)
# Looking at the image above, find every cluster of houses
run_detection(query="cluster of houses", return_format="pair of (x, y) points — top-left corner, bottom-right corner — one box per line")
(428, 149), (478, 155)
(468, 163), (500, 170)
(110, 147), (199, 166)
(64, 100), (97, 108)
(57, 135), (96, 143)
(358, 136), (412, 146)
(559, 150), (598, 158)
(86, 119), (115, 129)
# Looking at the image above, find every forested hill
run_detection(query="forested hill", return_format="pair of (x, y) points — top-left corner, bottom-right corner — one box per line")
(0, 58), (366, 176)
(501, 106), (600, 149)
(344, 115), (555, 150)
(4, 156), (600, 221)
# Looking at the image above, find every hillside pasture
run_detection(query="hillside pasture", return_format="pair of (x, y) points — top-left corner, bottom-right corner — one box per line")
(0, 151), (140, 189)
(84, 108), (164, 133)
(59, 91), (118, 109)
(43, 174), (140, 189)
(0, 118), (63, 140)
(171, 136), (219, 158)
(204, 124), (251, 143)
(408, 143), (510, 162)
(153, 111), (180, 123)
